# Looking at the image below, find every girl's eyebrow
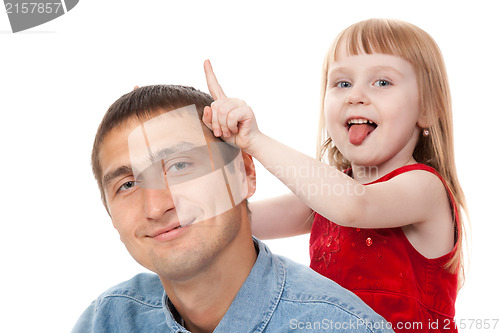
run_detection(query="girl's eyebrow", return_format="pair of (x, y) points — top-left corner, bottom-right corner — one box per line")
(327, 67), (350, 77)
(328, 65), (403, 78)
(368, 66), (404, 78)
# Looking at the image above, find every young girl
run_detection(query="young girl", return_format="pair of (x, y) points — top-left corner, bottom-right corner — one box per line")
(203, 18), (466, 333)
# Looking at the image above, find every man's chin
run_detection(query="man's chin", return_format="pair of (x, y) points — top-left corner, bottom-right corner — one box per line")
(152, 254), (213, 282)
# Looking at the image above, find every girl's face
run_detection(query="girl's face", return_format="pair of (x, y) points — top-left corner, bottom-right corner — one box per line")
(324, 46), (426, 173)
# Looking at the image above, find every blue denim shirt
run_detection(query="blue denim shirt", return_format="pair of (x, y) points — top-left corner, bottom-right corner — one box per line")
(72, 238), (393, 332)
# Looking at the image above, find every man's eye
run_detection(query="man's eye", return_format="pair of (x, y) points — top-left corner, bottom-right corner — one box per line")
(167, 162), (191, 173)
(374, 79), (391, 87)
(117, 181), (136, 193)
(336, 81), (352, 88)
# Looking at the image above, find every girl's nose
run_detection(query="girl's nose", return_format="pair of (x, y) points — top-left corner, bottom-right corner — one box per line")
(346, 85), (369, 105)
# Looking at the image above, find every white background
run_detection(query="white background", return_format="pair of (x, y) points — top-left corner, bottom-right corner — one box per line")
(1, 1), (499, 332)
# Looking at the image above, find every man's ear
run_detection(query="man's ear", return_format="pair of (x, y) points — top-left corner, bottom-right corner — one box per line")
(242, 152), (256, 199)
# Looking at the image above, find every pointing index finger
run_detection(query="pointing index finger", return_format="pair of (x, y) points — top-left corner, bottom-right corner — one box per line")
(204, 59), (227, 100)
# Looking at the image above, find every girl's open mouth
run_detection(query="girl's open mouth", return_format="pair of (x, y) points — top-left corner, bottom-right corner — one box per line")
(346, 118), (378, 145)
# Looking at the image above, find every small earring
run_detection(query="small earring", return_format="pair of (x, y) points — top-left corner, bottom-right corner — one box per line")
(423, 129), (430, 137)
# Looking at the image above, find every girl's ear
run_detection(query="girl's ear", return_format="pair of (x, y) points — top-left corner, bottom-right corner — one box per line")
(417, 109), (429, 129)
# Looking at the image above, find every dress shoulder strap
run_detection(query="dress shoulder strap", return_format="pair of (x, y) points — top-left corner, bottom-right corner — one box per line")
(364, 163), (441, 185)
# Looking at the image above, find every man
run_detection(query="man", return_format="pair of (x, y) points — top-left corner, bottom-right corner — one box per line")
(72, 84), (393, 332)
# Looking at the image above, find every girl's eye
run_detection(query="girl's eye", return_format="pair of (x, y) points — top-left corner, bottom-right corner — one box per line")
(117, 181), (135, 193)
(374, 79), (391, 87)
(336, 81), (352, 88)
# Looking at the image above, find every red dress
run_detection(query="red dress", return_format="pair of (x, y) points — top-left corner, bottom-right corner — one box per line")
(309, 164), (459, 333)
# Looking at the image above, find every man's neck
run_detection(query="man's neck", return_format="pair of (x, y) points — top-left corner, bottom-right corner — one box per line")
(161, 225), (258, 333)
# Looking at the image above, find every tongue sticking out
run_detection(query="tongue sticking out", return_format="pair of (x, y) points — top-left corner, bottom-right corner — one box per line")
(348, 124), (375, 145)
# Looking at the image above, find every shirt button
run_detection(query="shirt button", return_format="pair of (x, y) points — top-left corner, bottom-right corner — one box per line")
(366, 237), (373, 246)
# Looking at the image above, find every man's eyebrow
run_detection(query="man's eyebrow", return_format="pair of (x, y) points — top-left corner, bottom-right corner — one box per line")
(102, 165), (133, 189)
(147, 142), (199, 162)
(102, 142), (203, 187)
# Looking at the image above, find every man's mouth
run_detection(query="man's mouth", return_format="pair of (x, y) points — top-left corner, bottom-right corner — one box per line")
(149, 217), (196, 241)
(150, 223), (182, 238)
(346, 118), (378, 145)
(149, 223), (188, 242)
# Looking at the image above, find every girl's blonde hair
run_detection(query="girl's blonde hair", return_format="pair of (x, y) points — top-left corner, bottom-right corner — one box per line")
(317, 18), (467, 279)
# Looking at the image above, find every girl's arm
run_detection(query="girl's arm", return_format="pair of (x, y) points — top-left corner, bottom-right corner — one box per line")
(247, 134), (455, 257)
(249, 194), (313, 240)
(247, 133), (451, 230)
(203, 60), (450, 231)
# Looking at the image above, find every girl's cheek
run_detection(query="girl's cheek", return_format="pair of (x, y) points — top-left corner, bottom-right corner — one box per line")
(324, 105), (341, 126)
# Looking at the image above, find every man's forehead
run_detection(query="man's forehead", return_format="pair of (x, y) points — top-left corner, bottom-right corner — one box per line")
(128, 105), (208, 175)
(100, 105), (209, 184)
(99, 118), (137, 180)
(129, 105), (206, 152)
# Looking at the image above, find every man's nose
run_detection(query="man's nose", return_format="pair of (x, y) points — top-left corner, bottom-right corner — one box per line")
(142, 185), (175, 221)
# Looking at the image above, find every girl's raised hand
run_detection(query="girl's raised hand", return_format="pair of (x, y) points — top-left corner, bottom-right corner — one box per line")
(203, 59), (261, 152)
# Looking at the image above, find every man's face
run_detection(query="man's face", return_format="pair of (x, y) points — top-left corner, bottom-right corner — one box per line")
(99, 106), (254, 281)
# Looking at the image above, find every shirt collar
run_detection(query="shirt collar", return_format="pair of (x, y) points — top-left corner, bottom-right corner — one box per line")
(162, 293), (187, 332)
(162, 237), (285, 332)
